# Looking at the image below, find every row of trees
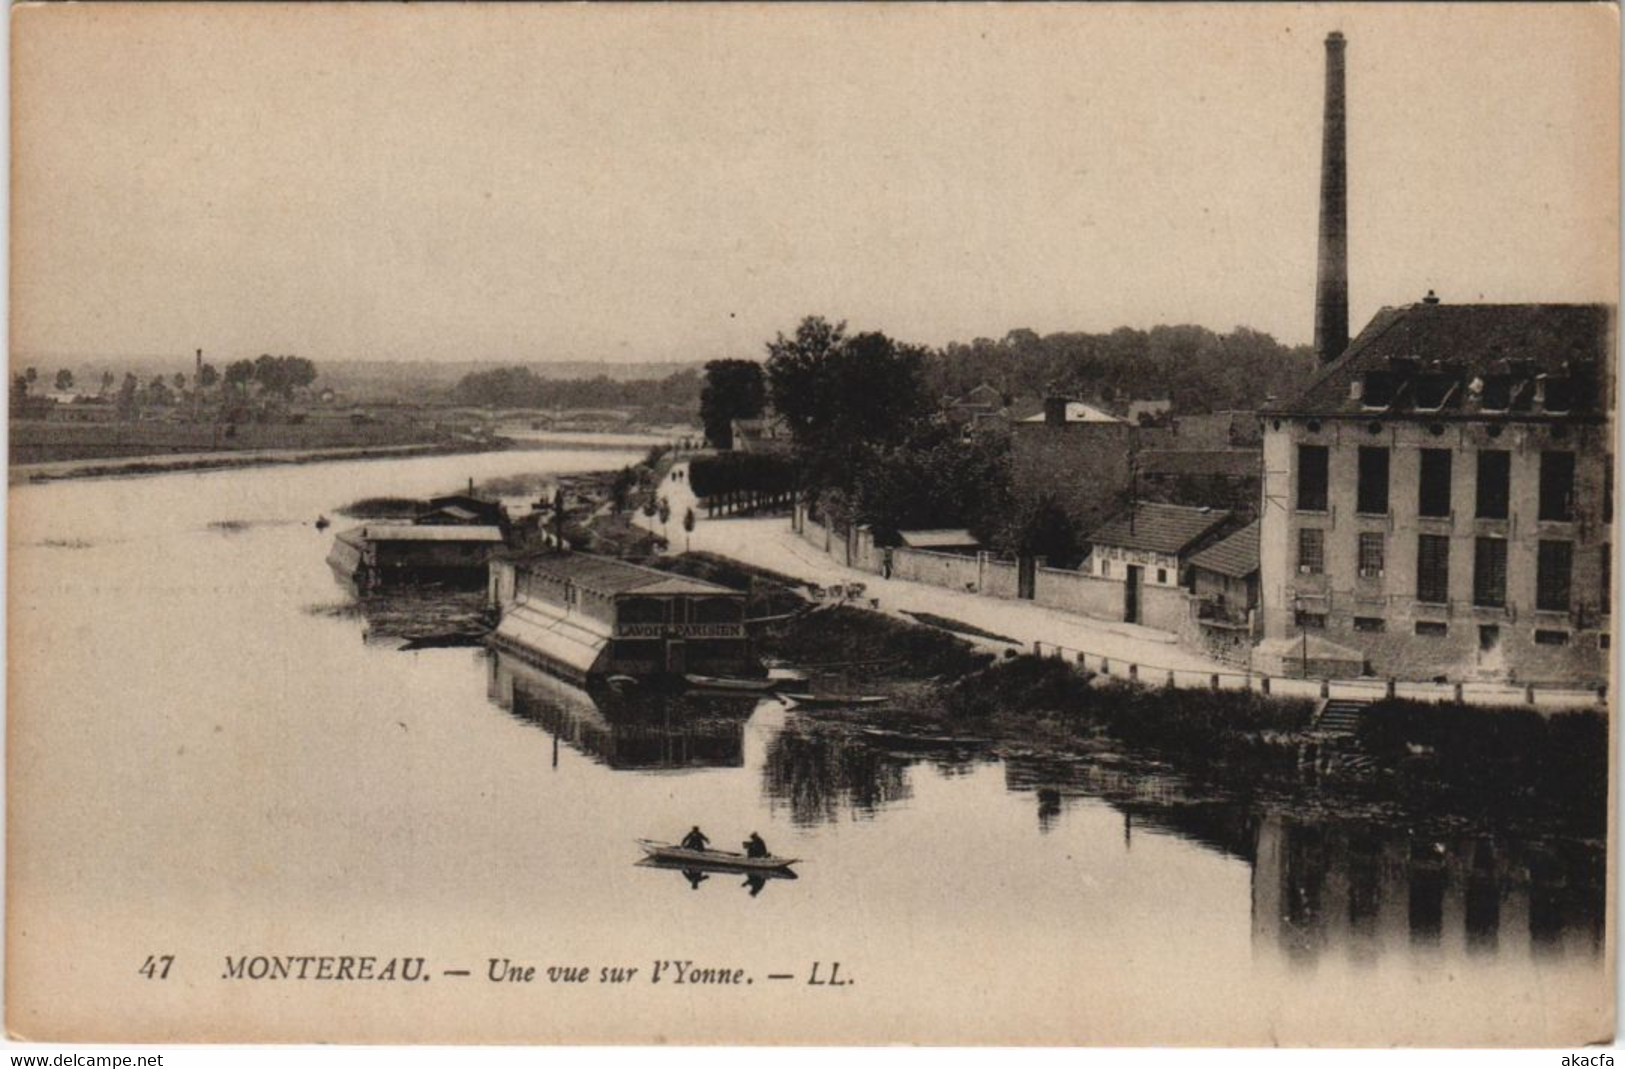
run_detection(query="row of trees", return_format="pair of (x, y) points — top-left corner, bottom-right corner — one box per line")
(930, 324), (1315, 413)
(450, 366), (701, 412)
(688, 452), (796, 516)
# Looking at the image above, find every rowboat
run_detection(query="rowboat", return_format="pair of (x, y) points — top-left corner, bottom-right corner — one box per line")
(683, 673), (777, 693)
(635, 839), (800, 872)
(779, 692), (889, 708)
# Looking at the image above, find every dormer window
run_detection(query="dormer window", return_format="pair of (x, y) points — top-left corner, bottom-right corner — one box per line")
(1413, 362), (1460, 412)
(1361, 370), (1395, 409)
(1413, 375), (1454, 411)
(1479, 375), (1512, 411)
(1538, 374), (1574, 414)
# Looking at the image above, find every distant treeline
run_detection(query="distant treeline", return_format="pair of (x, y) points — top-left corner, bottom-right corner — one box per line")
(449, 366), (700, 410)
(930, 324), (1316, 411)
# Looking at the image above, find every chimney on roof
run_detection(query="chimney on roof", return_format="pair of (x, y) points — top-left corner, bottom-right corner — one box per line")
(1044, 396), (1069, 427)
(1314, 31), (1349, 365)
(1422, 289), (1441, 305)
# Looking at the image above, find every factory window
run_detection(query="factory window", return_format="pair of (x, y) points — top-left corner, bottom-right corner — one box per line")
(1357, 447), (1390, 514)
(1294, 611), (1327, 630)
(1157, 568), (1167, 585)
(1357, 532), (1385, 578)
(1475, 450), (1510, 520)
(1534, 630), (1570, 647)
(1603, 545), (1611, 616)
(1416, 534), (1450, 604)
(1297, 444), (1329, 512)
(1414, 621), (1448, 637)
(1536, 540), (1573, 612)
(1353, 616), (1386, 633)
(1298, 528), (1325, 574)
(1473, 538), (1507, 608)
(1605, 456), (1614, 524)
(1419, 449), (1452, 517)
(1539, 451), (1575, 522)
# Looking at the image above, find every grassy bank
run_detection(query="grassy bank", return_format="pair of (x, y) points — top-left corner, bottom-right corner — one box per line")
(10, 418), (452, 465)
(16, 439), (505, 484)
(651, 551), (1605, 837)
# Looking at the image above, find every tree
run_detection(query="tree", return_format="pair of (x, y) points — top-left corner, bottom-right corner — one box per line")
(198, 363), (219, 389)
(147, 376), (172, 407)
(609, 467), (637, 514)
(25, 367), (38, 385)
(765, 316), (931, 506)
(252, 354), (318, 399)
(1005, 494), (1083, 569)
(854, 423), (1012, 545)
(117, 373), (140, 419)
(224, 360), (256, 391)
(699, 359), (767, 449)
(682, 507), (696, 553)
(657, 496), (671, 544)
(173, 372), (187, 391)
(100, 370), (115, 395)
(54, 369), (74, 392)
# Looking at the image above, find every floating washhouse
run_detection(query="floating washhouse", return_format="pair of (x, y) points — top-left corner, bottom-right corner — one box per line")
(327, 489), (512, 592)
(487, 550), (756, 683)
(328, 523), (506, 592)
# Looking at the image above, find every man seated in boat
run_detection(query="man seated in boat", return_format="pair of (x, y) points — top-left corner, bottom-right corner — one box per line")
(681, 826), (710, 851)
(743, 832), (769, 859)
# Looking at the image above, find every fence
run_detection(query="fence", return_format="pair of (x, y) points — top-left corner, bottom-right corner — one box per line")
(785, 513), (1606, 711)
(1027, 639), (1607, 711)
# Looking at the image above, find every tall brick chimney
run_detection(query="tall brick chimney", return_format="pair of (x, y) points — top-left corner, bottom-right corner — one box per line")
(1314, 31), (1349, 365)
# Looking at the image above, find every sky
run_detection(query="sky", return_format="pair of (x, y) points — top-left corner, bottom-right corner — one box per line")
(9, 3), (1619, 366)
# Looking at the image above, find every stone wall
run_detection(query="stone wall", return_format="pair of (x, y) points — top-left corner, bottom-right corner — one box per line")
(1032, 566), (1121, 618)
(890, 547), (982, 591)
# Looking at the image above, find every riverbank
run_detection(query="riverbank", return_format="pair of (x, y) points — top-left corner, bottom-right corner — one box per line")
(10, 438), (509, 485)
(644, 551), (1607, 841)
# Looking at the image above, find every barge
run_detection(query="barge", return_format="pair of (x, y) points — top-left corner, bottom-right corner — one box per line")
(487, 549), (760, 684)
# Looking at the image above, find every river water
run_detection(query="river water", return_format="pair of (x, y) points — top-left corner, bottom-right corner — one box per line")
(8, 448), (1610, 1045)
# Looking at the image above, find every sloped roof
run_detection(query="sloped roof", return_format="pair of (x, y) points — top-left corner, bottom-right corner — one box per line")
(1274, 302), (1613, 419)
(1187, 521), (1260, 578)
(510, 551), (738, 597)
(1019, 401), (1122, 424)
(897, 529), (981, 549)
(1087, 503), (1230, 556)
(358, 524), (505, 542)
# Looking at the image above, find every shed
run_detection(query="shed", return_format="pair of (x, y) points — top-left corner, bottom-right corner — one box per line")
(896, 529), (982, 553)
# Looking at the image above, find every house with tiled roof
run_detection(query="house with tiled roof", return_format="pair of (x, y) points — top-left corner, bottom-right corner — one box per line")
(1083, 502), (1231, 625)
(1187, 521), (1261, 664)
(1256, 296), (1614, 683)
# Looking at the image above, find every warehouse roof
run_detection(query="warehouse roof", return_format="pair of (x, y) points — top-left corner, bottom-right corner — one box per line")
(1272, 301), (1612, 419)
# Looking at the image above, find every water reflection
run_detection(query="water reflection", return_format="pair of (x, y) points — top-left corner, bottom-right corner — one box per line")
(486, 650), (757, 770)
(771, 722), (1605, 968)
(760, 721), (921, 826)
(635, 858), (797, 898)
(1252, 816), (1604, 966)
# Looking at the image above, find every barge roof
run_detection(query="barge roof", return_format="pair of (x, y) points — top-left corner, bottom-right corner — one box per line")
(357, 524), (505, 542)
(504, 550), (739, 598)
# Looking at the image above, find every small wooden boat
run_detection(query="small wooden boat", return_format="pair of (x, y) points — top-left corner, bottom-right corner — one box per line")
(779, 692), (889, 708)
(636, 839), (799, 872)
(683, 673), (777, 693)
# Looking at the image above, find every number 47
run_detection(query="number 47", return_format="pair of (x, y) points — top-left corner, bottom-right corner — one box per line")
(138, 955), (174, 980)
